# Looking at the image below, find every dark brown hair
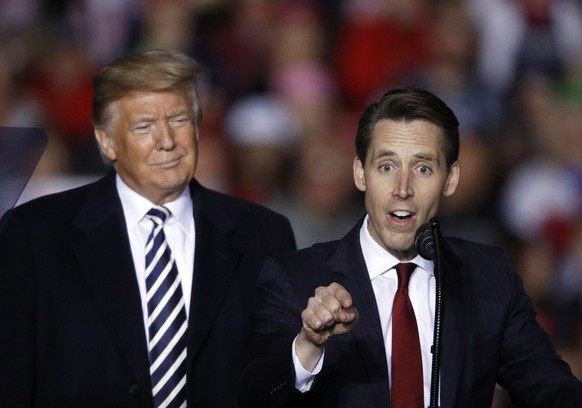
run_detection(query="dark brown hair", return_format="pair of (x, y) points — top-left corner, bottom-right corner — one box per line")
(355, 88), (460, 170)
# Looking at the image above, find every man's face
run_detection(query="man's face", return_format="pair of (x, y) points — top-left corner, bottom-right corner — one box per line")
(95, 90), (199, 204)
(353, 119), (459, 260)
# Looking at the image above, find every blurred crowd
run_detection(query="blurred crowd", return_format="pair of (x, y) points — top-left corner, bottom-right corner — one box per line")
(2, 0), (582, 405)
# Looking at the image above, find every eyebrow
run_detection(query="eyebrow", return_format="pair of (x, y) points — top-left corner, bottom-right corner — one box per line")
(129, 117), (156, 128)
(415, 152), (439, 163)
(168, 109), (190, 118)
(371, 150), (439, 163)
(129, 109), (190, 126)
(371, 149), (396, 162)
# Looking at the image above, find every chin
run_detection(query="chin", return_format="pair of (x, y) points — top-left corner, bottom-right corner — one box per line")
(155, 176), (189, 194)
(395, 244), (418, 258)
(389, 231), (415, 248)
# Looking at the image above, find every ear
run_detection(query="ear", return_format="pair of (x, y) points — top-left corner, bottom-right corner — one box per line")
(443, 161), (460, 197)
(94, 128), (117, 161)
(353, 156), (366, 192)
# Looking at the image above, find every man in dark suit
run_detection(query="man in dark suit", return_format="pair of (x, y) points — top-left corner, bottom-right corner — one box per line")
(237, 88), (582, 408)
(0, 50), (296, 408)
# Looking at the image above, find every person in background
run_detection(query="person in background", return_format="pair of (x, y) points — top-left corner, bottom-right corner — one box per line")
(237, 88), (582, 408)
(0, 49), (296, 408)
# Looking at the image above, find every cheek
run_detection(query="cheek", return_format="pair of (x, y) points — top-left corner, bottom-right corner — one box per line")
(365, 188), (386, 213)
(172, 128), (195, 148)
(183, 133), (198, 151)
(421, 185), (446, 209)
(130, 139), (157, 160)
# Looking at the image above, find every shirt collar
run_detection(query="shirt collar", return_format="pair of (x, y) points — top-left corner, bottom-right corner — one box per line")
(359, 214), (434, 281)
(115, 174), (194, 235)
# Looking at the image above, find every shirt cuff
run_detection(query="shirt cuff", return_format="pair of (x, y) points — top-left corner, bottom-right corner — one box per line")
(292, 335), (324, 393)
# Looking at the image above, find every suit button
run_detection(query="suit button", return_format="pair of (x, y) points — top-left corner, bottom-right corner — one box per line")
(129, 384), (140, 395)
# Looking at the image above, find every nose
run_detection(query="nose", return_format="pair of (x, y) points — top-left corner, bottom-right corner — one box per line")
(155, 121), (176, 150)
(394, 170), (413, 199)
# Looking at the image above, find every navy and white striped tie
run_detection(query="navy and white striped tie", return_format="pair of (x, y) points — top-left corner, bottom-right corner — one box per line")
(145, 206), (188, 408)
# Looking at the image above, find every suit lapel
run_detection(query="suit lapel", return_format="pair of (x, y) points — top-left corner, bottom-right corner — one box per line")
(187, 182), (241, 365)
(71, 173), (152, 398)
(438, 239), (468, 408)
(327, 220), (391, 407)
(325, 224), (470, 407)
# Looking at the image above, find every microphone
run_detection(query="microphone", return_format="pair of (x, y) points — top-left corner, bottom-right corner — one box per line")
(415, 222), (435, 260)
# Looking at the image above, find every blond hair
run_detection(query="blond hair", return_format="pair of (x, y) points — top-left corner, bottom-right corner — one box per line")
(92, 49), (204, 128)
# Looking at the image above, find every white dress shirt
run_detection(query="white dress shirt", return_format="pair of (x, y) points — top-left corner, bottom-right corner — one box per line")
(294, 215), (437, 407)
(116, 175), (195, 342)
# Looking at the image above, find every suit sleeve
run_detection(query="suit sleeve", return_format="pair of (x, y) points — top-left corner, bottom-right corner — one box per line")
(494, 250), (582, 407)
(0, 210), (35, 407)
(237, 256), (308, 408)
(277, 217), (297, 253)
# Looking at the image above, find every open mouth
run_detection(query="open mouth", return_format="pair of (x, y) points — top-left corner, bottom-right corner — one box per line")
(390, 210), (413, 221)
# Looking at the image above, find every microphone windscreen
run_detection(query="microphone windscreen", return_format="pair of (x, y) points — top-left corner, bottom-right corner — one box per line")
(415, 222), (435, 260)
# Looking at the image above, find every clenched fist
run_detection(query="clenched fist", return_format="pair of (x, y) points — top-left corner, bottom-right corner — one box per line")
(295, 282), (359, 371)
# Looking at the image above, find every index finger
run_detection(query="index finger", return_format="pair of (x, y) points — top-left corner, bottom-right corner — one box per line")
(328, 282), (353, 309)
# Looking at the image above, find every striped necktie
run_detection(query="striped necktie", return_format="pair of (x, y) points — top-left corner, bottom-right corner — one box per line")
(145, 206), (188, 408)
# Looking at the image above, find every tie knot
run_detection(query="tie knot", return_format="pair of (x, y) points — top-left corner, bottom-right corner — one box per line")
(146, 205), (170, 225)
(395, 263), (416, 290)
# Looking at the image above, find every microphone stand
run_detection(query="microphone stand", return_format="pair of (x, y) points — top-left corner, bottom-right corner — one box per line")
(415, 218), (443, 408)
(428, 218), (443, 408)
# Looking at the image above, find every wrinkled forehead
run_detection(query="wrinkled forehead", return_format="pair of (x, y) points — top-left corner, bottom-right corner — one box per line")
(100, 89), (196, 128)
(367, 119), (445, 162)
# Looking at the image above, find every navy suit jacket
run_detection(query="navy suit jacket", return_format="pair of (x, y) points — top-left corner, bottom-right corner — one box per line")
(0, 171), (296, 408)
(238, 218), (582, 408)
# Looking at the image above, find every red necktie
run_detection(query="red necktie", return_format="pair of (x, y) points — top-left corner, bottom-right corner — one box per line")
(391, 262), (424, 408)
